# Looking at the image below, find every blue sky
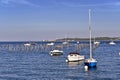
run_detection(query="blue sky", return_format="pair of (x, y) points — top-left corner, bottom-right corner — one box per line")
(0, 0), (120, 41)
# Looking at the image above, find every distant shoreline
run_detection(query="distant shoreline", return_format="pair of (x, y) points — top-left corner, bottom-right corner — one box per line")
(56, 37), (120, 42)
(0, 37), (119, 42)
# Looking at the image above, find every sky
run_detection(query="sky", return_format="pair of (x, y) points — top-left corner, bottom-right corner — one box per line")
(0, 0), (120, 41)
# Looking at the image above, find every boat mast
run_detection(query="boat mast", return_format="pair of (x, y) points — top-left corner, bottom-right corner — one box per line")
(89, 9), (92, 59)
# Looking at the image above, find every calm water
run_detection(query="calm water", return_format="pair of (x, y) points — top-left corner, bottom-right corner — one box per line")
(0, 41), (120, 80)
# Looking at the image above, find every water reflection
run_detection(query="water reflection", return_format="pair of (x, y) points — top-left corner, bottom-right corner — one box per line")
(67, 61), (84, 67)
(84, 67), (97, 80)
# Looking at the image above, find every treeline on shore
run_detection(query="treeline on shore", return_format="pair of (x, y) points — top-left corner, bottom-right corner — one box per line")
(55, 37), (120, 41)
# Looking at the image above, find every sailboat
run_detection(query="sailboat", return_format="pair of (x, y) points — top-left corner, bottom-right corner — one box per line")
(109, 40), (116, 45)
(84, 9), (97, 68)
(62, 34), (69, 44)
(94, 37), (100, 45)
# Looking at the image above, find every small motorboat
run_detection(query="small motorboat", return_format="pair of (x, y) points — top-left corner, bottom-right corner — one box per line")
(24, 43), (31, 46)
(94, 41), (100, 45)
(109, 41), (116, 45)
(50, 49), (63, 56)
(24, 42), (36, 46)
(66, 52), (84, 62)
(62, 41), (68, 45)
(47, 42), (54, 46)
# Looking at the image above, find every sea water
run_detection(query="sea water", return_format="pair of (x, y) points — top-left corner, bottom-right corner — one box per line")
(0, 41), (120, 80)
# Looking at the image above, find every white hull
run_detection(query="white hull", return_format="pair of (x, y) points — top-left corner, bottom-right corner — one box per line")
(109, 41), (116, 45)
(50, 50), (63, 56)
(24, 43), (31, 46)
(62, 41), (68, 44)
(47, 43), (54, 46)
(67, 54), (84, 62)
(94, 41), (100, 45)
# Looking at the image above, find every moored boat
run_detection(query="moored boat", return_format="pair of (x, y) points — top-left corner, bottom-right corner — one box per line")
(109, 41), (116, 45)
(94, 41), (100, 45)
(66, 52), (84, 62)
(47, 42), (54, 46)
(24, 43), (31, 46)
(24, 42), (36, 46)
(50, 49), (63, 56)
(84, 58), (97, 68)
(84, 9), (97, 68)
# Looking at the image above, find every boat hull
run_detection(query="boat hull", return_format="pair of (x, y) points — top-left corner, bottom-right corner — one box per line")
(50, 50), (63, 56)
(84, 58), (97, 68)
(66, 55), (84, 62)
(50, 52), (63, 56)
(66, 59), (84, 62)
(84, 62), (97, 68)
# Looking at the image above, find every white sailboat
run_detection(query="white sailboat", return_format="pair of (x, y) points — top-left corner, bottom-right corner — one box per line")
(84, 9), (97, 68)
(109, 41), (116, 45)
(62, 34), (69, 44)
(94, 37), (100, 45)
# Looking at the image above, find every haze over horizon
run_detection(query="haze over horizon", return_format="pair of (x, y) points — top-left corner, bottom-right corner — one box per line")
(0, 0), (120, 41)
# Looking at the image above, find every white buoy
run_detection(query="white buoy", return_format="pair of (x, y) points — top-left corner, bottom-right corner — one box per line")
(66, 59), (68, 62)
(84, 65), (88, 71)
(50, 54), (53, 56)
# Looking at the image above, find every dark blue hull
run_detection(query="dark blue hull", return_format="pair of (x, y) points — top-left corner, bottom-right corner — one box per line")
(84, 62), (97, 68)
